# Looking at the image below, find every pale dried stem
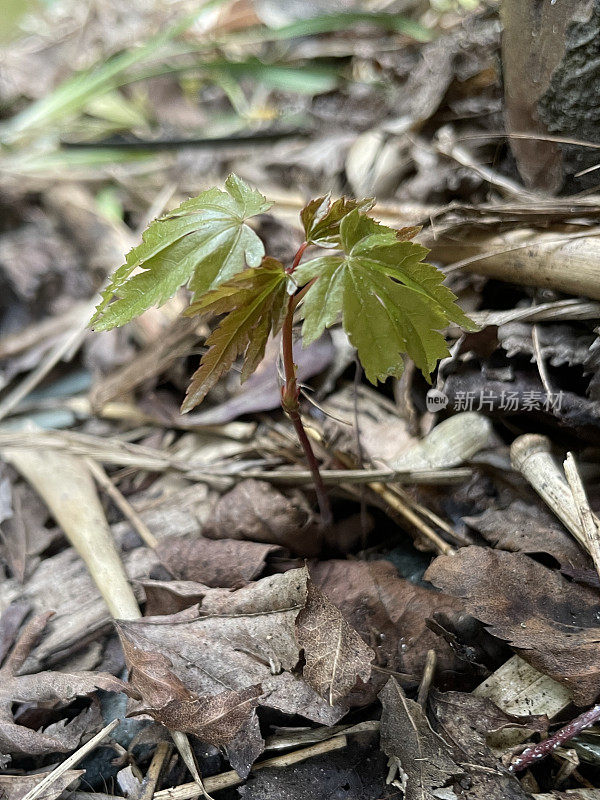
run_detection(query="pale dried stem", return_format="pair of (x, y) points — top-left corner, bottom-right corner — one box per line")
(476, 436), (596, 751)
(431, 226), (600, 300)
(387, 482), (471, 545)
(564, 452), (600, 580)
(531, 322), (554, 397)
(306, 413), (494, 553)
(305, 424), (455, 554)
(85, 457), (158, 549)
(0, 303), (94, 423)
(20, 720), (120, 800)
(0, 429), (472, 486)
(140, 742), (173, 800)
(370, 481), (455, 556)
(0, 302), (90, 360)
(417, 649), (437, 708)
(511, 434), (590, 553)
(469, 299), (600, 327)
(170, 731), (214, 800)
(154, 736), (348, 800)
(2, 446), (141, 620)
(435, 133), (528, 199)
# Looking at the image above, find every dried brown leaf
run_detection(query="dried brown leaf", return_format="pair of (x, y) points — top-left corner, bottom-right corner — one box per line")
(0, 483), (56, 583)
(116, 567), (374, 769)
(0, 610), (125, 757)
(202, 480), (319, 556)
(140, 579), (207, 616)
(156, 536), (283, 589)
(224, 709), (264, 780)
(378, 677), (462, 800)
(40, 703), (104, 753)
(296, 581), (374, 706)
(431, 690), (548, 765)
(426, 547), (600, 704)
(142, 685), (262, 746)
(120, 636), (192, 708)
(0, 670), (124, 756)
(430, 691), (537, 799)
(379, 680), (536, 800)
(308, 559), (465, 681)
(0, 770), (84, 800)
(121, 616), (262, 745)
(0, 602), (30, 664)
(464, 499), (591, 570)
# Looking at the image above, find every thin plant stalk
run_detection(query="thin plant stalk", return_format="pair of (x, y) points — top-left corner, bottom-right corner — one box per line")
(510, 703), (600, 772)
(281, 243), (332, 527)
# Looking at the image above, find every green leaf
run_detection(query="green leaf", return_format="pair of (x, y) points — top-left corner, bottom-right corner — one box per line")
(258, 12), (433, 43)
(181, 258), (289, 412)
(295, 210), (477, 384)
(90, 173), (271, 331)
(300, 195), (374, 248)
(204, 58), (340, 95)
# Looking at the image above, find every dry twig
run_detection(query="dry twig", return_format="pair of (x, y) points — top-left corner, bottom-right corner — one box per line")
(20, 720), (120, 800)
(154, 736), (348, 800)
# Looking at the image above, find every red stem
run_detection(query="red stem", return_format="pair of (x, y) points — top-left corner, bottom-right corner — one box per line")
(280, 244), (332, 527)
(510, 703), (600, 772)
(287, 241), (309, 273)
(290, 277), (317, 313)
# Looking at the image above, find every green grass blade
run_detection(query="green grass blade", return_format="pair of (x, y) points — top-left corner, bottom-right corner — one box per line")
(0, 0), (230, 143)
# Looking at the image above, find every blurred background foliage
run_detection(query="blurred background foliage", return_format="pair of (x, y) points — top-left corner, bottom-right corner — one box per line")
(0, 0), (491, 193)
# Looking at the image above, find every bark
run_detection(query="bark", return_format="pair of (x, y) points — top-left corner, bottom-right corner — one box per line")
(502, 0), (600, 193)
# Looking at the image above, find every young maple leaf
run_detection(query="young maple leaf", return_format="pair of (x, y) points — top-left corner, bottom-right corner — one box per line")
(300, 194), (374, 248)
(90, 174), (271, 331)
(181, 257), (290, 412)
(295, 209), (477, 383)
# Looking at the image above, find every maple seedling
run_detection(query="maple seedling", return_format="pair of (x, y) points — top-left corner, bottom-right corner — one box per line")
(90, 175), (476, 526)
